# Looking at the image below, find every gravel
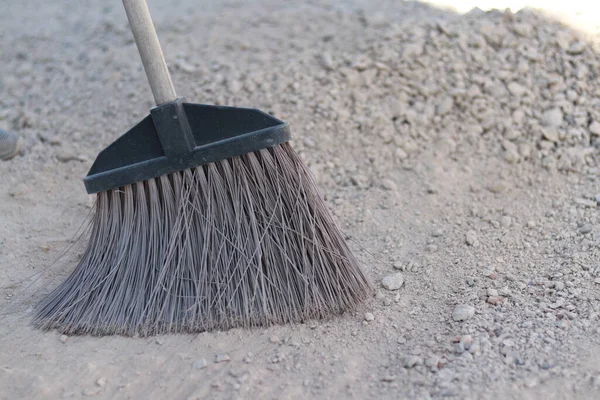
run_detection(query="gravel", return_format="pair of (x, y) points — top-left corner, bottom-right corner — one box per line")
(2, 0), (600, 399)
(192, 359), (208, 369)
(381, 273), (405, 290)
(452, 305), (476, 322)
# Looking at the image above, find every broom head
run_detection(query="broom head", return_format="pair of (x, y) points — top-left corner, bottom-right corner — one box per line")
(34, 98), (373, 336)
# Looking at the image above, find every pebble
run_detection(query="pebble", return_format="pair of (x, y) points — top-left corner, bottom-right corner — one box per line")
(215, 354), (231, 363)
(432, 229), (444, 237)
(500, 216), (512, 228)
(269, 335), (281, 344)
(364, 312), (375, 322)
(381, 273), (404, 290)
(579, 225), (592, 235)
(507, 82), (526, 97)
(487, 296), (506, 305)
(56, 150), (87, 163)
(425, 244), (438, 252)
(487, 181), (507, 193)
(437, 97), (454, 115)
(380, 179), (397, 191)
(589, 121), (600, 136)
(542, 108), (563, 127)
(319, 52), (334, 71)
(403, 355), (422, 368)
(465, 230), (478, 246)
(452, 304), (475, 321)
(486, 288), (498, 297)
(96, 378), (107, 387)
(82, 387), (102, 397)
(460, 335), (473, 350)
(192, 359), (208, 369)
(468, 340), (480, 355)
(59, 335), (68, 343)
(542, 127), (559, 143)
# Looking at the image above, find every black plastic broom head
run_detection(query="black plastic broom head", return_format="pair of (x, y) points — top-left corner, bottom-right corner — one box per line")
(84, 97), (291, 194)
(34, 97), (373, 336)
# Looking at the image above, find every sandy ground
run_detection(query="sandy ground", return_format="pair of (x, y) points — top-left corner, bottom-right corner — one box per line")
(1, 0), (600, 399)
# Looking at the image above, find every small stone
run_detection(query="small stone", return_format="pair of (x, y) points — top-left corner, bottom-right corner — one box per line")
(460, 335), (473, 350)
(425, 244), (438, 252)
(59, 335), (68, 343)
(487, 296), (506, 305)
(504, 148), (520, 164)
(319, 52), (334, 71)
(452, 304), (475, 322)
(589, 121), (600, 136)
(579, 225), (592, 235)
(500, 216), (512, 228)
(554, 282), (565, 291)
(303, 137), (315, 148)
(468, 340), (480, 355)
(395, 147), (408, 160)
(432, 229), (444, 237)
(403, 355), (422, 368)
(540, 360), (555, 370)
(380, 179), (397, 191)
(566, 41), (586, 55)
(487, 181), (506, 193)
(507, 82), (526, 97)
(512, 22), (533, 37)
(465, 230), (478, 246)
(215, 354), (231, 363)
(269, 335), (280, 344)
(364, 312), (375, 322)
(82, 387), (102, 397)
(96, 378), (107, 387)
(381, 273), (404, 291)
(57, 150), (87, 163)
(192, 359), (208, 369)
(542, 127), (559, 143)
(436, 97), (454, 115)
(486, 288), (498, 297)
(542, 108), (563, 127)
(526, 220), (537, 228)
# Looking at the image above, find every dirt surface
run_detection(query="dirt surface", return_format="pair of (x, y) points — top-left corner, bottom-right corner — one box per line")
(2, 0), (600, 399)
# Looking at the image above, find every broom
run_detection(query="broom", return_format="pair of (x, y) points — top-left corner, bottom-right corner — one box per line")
(33, 0), (373, 336)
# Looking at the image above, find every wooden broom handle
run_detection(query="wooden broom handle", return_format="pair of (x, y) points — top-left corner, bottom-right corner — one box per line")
(122, 0), (178, 106)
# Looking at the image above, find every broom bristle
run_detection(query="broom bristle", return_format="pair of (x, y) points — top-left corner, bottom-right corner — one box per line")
(34, 143), (373, 336)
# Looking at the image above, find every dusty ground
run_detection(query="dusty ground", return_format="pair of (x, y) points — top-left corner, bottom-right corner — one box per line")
(1, 0), (600, 399)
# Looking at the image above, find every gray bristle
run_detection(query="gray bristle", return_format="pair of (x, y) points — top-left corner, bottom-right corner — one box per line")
(33, 143), (373, 336)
